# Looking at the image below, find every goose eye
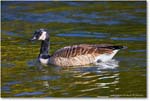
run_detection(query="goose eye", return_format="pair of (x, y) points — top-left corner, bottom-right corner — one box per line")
(37, 33), (42, 38)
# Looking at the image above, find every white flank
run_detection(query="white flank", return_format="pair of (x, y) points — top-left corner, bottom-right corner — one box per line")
(95, 50), (119, 62)
(39, 31), (47, 40)
(39, 58), (49, 64)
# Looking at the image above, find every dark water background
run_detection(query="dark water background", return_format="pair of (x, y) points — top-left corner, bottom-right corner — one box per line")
(1, 1), (146, 97)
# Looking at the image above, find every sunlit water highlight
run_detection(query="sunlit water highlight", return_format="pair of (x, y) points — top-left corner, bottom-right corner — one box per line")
(96, 59), (119, 70)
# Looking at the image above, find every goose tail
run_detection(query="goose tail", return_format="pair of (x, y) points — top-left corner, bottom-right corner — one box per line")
(107, 46), (128, 50)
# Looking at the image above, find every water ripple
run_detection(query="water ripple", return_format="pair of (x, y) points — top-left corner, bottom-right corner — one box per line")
(111, 37), (146, 41)
(15, 91), (44, 96)
(57, 31), (108, 38)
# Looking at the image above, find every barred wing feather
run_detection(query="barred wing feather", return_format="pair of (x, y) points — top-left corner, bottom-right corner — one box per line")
(52, 44), (115, 58)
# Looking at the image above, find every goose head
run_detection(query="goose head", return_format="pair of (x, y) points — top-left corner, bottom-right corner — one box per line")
(30, 29), (49, 41)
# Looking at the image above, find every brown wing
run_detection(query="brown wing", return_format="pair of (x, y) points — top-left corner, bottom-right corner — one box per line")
(52, 44), (115, 58)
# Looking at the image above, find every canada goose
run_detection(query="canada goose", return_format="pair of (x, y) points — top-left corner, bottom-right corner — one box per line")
(30, 29), (126, 67)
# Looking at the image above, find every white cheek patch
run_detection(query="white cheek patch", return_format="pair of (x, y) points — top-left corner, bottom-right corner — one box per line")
(39, 31), (47, 40)
(32, 36), (36, 40)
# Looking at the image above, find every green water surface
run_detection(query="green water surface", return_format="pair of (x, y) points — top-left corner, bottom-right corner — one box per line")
(1, 1), (146, 98)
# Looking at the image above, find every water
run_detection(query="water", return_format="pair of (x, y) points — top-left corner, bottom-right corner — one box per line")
(1, 1), (146, 98)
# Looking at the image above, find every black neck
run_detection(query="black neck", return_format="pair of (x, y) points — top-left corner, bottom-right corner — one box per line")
(40, 38), (50, 55)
